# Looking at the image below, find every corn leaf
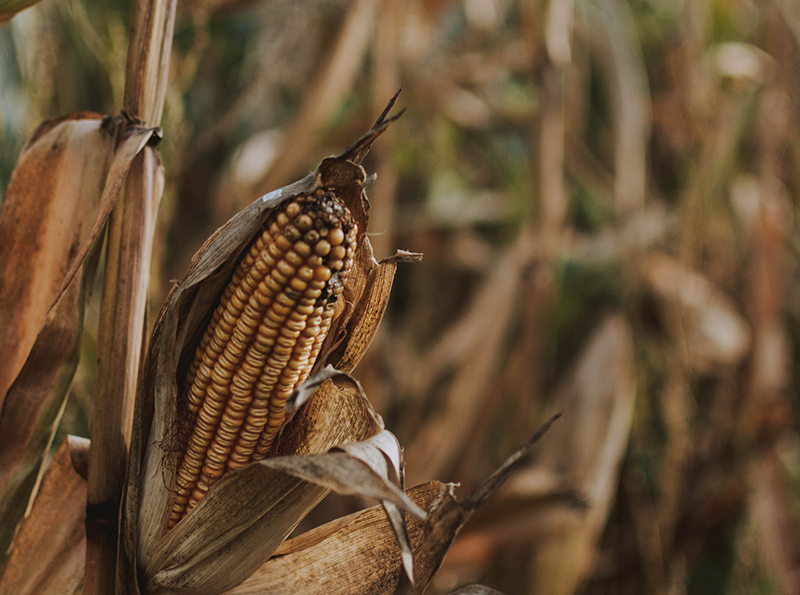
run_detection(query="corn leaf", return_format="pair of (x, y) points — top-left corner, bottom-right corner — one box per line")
(0, 436), (88, 595)
(0, 113), (162, 408)
(0, 260), (96, 572)
(0, 113), (115, 408)
(445, 316), (635, 594)
(526, 316), (636, 595)
(0, 113), (158, 568)
(224, 482), (454, 595)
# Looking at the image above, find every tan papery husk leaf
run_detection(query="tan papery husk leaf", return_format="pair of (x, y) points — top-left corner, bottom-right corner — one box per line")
(223, 415), (561, 595)
(144, 424), (424, 595)
(122, 101), (419, 595)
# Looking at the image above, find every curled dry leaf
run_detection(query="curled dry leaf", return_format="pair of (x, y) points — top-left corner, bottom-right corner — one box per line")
(0, 113), (160, 409)
(142, 382), (424, 595)
(0, 113), (160, 568)
(224, 416), (560, 595)
(122, 95), (424, 595)
(525, 316), (636, 595)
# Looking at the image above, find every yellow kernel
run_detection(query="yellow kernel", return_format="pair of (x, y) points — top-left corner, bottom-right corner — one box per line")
(285, 251), (304, 267)
(277, 261), (295, 277)
(285, 201), (301, 218)
(267, 243), (283, 260)
(314, 240), (331, 257)
(314, 266), (332, 282)
(329, 228), (345, 246)
(285, 318), (305, 332)
(330, 245), (346, 260)
(275, 235), (292, 251)
(296, 214), (313, 231)
(290, 278), (307, 292)
(266, 309), (285, 324)
(294, 241), (311, 257)
(267, 276), (286, 293)
(272, 302), (292, 316)
(285, 227), (301, 242)
(298, 266), (314, 282)
(276, 294), (296, 308)
(229, 293), (247, 311)
(301, 325), (320, 338)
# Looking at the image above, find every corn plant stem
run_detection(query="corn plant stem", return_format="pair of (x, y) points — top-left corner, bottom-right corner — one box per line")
(85, 150), (160, 595)
(84, 0), (174, 593)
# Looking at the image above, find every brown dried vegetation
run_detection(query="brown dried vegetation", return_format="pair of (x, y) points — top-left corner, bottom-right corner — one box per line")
(2, 0), (800, 594)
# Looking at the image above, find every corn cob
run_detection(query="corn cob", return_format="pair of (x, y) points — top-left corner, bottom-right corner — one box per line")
(169, 189), (357, 527)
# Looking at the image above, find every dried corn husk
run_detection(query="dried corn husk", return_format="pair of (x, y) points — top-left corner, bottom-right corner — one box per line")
(226, 415), (561, 595)
(122, 98), (425, 595)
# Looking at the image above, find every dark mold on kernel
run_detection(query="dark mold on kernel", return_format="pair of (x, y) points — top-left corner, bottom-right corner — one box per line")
(249, 190), (357, 310)
(296, 189), (356, 236)
(316, 274), (344, 306)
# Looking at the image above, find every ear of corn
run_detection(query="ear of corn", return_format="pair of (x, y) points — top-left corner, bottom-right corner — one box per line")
(169, 190), (357, 527)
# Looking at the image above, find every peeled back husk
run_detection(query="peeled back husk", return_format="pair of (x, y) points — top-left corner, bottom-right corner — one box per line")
(121, 100), (423, 595)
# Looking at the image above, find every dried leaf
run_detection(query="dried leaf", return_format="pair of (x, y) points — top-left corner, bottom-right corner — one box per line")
(0, 274), (90, 571)
(516, 317), (636, 595)
(322, 248), (422, 375)
(582, 0), (650, 213)
(0, 436), (88, 595)
(442, 317), (636, 593)
(225, 416), (559, 595)
(750, 447), (800, 594)
(0, 113), (115, 408)
(144, 425), (424, 595)
(0, 113), (158, 567)
(642, 252), (751, 370)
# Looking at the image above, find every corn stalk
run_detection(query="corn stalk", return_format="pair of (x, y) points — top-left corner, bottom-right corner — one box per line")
(84, 0), (175, 593)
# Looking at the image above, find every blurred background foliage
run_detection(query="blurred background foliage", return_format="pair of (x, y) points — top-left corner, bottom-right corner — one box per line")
(2, 0), (800, 593)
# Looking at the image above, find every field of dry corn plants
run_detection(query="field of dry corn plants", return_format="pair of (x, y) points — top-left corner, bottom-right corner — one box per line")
(1, 0), (800, 594)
